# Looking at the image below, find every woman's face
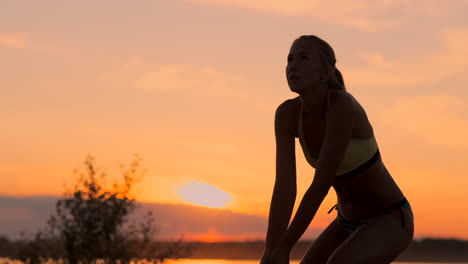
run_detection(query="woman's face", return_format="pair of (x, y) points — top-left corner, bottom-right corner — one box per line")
(286, 39), (326, 94)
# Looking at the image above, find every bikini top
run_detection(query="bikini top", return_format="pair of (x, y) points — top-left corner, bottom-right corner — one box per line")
(298, 104), (379, 177)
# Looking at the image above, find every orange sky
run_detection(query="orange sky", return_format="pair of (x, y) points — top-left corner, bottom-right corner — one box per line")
(1, 0), (468, 240)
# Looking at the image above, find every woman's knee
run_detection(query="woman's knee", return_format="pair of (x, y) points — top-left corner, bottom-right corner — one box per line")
(300, 218), (350, 264)
(326, 211), (414, 264)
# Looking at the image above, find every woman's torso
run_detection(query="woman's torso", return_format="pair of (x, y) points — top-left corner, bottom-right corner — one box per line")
(290, 95), (405, 221)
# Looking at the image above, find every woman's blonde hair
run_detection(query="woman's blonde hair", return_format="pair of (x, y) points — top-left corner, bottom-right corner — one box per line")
(296, 35), (346, 92)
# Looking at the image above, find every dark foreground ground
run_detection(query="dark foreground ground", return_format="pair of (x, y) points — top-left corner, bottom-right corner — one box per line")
(184, 238), (468, 262)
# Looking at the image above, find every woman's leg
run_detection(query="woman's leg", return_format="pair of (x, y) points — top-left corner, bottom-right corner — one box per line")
(327, 203), (414, 264)
(300, 216), (352, 264)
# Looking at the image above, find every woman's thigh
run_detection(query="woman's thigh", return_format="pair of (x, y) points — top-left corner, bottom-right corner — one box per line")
(300, 216), (351, 264)
(327, 205), (414, 264)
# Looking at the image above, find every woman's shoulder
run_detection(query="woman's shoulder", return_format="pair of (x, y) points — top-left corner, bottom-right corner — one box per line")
(328, 89), (354, 107)
(276, 96), (301, 115)
(275, 97), (301, 137)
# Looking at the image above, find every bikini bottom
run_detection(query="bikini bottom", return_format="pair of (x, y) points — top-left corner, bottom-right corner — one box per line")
(327, 197), (412, 235)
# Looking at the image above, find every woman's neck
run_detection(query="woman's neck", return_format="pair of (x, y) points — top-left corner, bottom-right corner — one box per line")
(299, 87), (329, 119)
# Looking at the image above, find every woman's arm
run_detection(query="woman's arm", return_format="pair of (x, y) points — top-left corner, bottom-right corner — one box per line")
(274, 91), (355, 252)
(275, 183), (329, 252)
(263, 100), (298, 254)
(264, 171), (296, 251)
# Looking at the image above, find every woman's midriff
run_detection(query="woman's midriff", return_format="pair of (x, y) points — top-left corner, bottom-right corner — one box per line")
(332, 155), (405, 222)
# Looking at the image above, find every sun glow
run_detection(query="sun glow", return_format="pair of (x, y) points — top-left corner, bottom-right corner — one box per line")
(177, 181), (232, 208)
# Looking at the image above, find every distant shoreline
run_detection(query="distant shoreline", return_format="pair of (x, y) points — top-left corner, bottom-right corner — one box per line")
(181, 239), (468, 262)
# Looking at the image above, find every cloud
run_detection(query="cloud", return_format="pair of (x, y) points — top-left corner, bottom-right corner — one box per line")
(98, 57), (142, 82)
(135, 64), (258, 102)
(0, 33), (28, 49)
(379, 95), (468, 148)
(185, 0), (465, 32)
(98, 60), (272, 112)
(405, 0), (468, 18)
(0, 196), (325, 241)
(346, 28), (468, 87)
(180, 226), (264, 242)
(359, 52), (392, 69)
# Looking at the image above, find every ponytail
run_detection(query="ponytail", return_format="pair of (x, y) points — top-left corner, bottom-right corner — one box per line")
(331, 67), (346, 91)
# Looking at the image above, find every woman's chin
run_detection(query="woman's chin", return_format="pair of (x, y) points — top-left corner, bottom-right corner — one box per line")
(289, 85), (303, 94)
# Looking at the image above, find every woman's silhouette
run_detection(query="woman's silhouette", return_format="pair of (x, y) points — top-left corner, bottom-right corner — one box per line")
(261, 35), (414, 264)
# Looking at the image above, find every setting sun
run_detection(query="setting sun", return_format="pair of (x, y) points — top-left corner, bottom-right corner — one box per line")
(176, 181), (232, 208)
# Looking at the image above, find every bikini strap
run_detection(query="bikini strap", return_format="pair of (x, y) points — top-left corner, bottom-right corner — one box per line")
(327, 204), (338, 214)
(400, 207), (405, 228)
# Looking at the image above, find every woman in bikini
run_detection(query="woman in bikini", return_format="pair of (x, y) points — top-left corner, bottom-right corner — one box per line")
(260, 35), (414, 264)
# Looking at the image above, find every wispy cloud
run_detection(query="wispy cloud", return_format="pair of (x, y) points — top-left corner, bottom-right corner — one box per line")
(380, 95), (468, 148)
(135, 64), (259, 102)
(99, 60), (263, 105)
(180, 227), (264, 242)
(407, 0), (468, 17)
(185, 0), (465, 32)
(0, 196), (325, 241)
(0, 33), (28, 49)
(346, 28), (468, 87)
(359, 52), (392, 69)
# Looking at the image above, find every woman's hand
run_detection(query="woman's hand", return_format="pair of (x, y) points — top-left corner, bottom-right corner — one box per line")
(269, 247), (290, 264)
